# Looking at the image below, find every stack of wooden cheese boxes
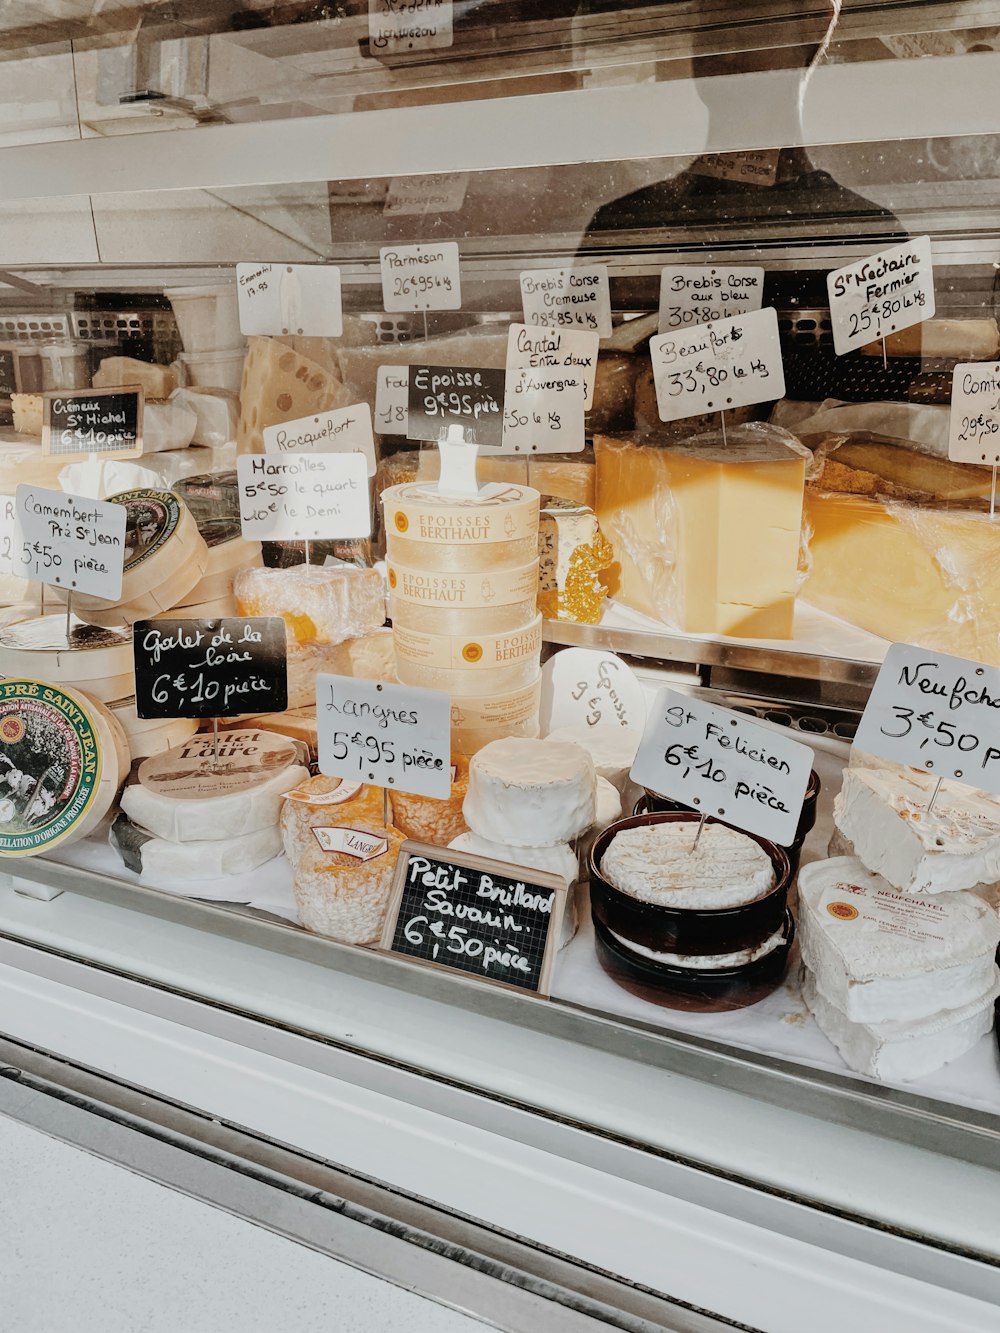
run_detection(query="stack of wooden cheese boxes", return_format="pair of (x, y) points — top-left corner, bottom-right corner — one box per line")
(382, 480), (543, 754)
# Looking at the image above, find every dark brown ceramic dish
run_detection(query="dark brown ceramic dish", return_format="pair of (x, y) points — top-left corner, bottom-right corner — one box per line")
(593, 910), (795, 1013)
(590, 810), (792, 956)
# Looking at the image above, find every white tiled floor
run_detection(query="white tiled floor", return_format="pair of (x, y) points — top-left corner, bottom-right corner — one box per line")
(0, 1113), (489, 1333)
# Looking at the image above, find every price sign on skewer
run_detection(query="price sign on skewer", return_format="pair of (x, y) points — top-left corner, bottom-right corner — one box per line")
(236, 453), (372, 543)
(263, 402), (377, 476)
(520, 265), (612, 338)
(649, 306), (785, 425)
(375, 365), (409, 437)
(380, 242), (462, 313)
(631, 688), (814, 847)
(237, 263), (343, 337)
(854, 644), (1000, 809)
(827, 235), (935, 357)
(41, 388), (143, 460)
(657, 266), (764, 334)
(948, 361), (1000, 515)
(133, 617), (289, 721)
(13, 485), (126, 602)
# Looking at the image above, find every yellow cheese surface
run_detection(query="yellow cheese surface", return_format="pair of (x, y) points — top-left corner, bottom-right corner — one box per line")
(237, 336), (351, 455)
(93, 357), (177, 399)
(802, 492), (1000, 664)
(821, 441), (994, 502)
(595, 433), (806, 638)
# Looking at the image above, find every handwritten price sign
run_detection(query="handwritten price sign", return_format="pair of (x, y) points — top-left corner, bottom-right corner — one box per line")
(631, 688), (813, 845)
(380, 242), (461, 312)
(827, 236), (935, 356)
(948, 362), (1000, 466)
(854, 644), (1000, 795)
(13, 485), (126, 600)
(649, 306), (785, 423)
(657, 266), (764, 334)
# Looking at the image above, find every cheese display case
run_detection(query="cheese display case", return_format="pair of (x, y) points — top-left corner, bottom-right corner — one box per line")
(0, 4), (999, 1329)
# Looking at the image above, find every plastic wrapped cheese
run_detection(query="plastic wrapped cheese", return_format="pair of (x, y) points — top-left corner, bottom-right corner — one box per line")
(595, 425), (808, 636)
(142, 398), (198, 454)
(793, 400), (951, 458)
(172, 387), (239, 447)
(390, 755), (470, 846)
(537, 498), (612, 625)
(237, 336), (351, 455)
(0, 434), (67, 492)
(801, 491), (1000, 664)
(281, 775), (387, 865)
(234, 564), (385, 647)
(286, 632), (396, 710)
(93, 357), (177, 399)
(813, 437), (993, 502)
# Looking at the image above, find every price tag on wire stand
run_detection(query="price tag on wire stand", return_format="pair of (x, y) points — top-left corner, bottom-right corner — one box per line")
(132, 617), (289, 720)
(500, 324), (594, 455)
(520, 265), (612, 338)
(236, 453), (371, 543)
(317, 674), (451, 800)
(827, 236), (935, 356)
(381, 841), (565, 996)
(649, 306), (785, 424)
(263, 403), (377, 476)
(854, 643), (1000, 797)
(237, 263), (343, 337)
(631, 688), (814, 846)
(375, 365), (409, 437)
(380, 243), (461, 312)
(658, 266), (764, 334)
(948, 363), (1000, 467)
(13, 485), (126, 600)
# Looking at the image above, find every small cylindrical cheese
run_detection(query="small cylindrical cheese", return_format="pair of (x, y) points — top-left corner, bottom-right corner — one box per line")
(464, 737), (597, 848)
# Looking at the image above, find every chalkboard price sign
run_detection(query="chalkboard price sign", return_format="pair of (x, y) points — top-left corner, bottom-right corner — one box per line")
(407, 365), (506, 449)
(133, 617), (288, 720)
(42, 387), (143, 459)
(381, 841), (565, 996)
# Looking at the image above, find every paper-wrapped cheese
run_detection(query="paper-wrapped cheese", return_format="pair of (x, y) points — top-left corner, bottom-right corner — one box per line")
(234, 564), (385, 647)
(121, 730), (309, 843)
(237, 336), (351, 455)
(390, 755), (469, 846)
(797, 857), (1000, 1023)
(464, 737), (596, 847)
(595, 425), (807, 637)
(93, 356), (177, 399)
(0, 678), (130, 858)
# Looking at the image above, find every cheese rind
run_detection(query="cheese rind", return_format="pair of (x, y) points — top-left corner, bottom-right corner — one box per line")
(448, 831), (578, 886)
(464, 738), (596, 847)
(537, 499), (613, 625)
(234, 564), (385, 647)
(281, 775), (387, 865)
(595, 427), (806, 637)
(285, 816), (405, 945)
(600, 822), (777, 910)
(93, 357), (177, 399)
(545, 724), (641, 795)
(110, 815), (283, 881)
(797, 856), (1000, 1022)
(237, 336), (351, 455)
(834, 766), (1000, 894)
(390, 755), (469, 846)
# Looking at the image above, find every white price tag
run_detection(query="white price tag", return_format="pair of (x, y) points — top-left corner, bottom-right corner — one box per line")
(539, 649), (647, 736)
(263, 403), (377, 477)
(0, 496), (16, 578)
(649, 306), (785, 423)
(631, 689), (814, 847)
(237, 454), (371, 543)
(368, 0), (453, 54)
(317, 674), (451, 800)
(854, 643), (1000, 796)
(237, 263), (343, 337)
(375, 365), (410, 437)
(520, 266), (612, 338)
(690, 150), (780, 186)
(384, 173), (468, 216)
(948, 362), (1000, 466)
(827, 236), (935, 356)
(13, 485), (126, 600)
(500, 324), (596, 455)
(658, 266), (764, 334)
(380, 242), (461, 312)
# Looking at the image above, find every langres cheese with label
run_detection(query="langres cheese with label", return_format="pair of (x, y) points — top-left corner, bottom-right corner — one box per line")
(0, 678), (130, 858)
(65, 489), (208, 627)
(834, 766), (1000, 895)
(0, 617), (134, 705)
(464, 738), (597, 848)
(121, 730), (309, 843)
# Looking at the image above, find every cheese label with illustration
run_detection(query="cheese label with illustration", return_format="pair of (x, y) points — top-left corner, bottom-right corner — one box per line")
(0, 679), (103, 856)
(137, 729), (300, 801)
(393, 616), (542, 671)
(111, 490), (182, 571)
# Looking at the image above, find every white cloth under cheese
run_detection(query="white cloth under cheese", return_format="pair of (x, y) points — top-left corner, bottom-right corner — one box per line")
(802, 968), (1000, 1083)
(834, 766), (1000, 894)
(600, 821), (776, 910)
(448, 832), (579, 886)
(797, 857), (1000, 1024)
(464, 738), (597, 848)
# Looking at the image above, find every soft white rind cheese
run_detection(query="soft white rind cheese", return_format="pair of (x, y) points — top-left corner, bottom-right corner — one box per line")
(464, 738), (596, 847)
(803, 969), (999, 1083)
(600, 821), (776, 910)
(546, 724), (641, 795)
(834, 766), (1000, 894)
(135, 825), (283, 881)
(609, 923), (787, 970)
(798, 856), (1000, 1023)
(594, 776), (622, 832)
(448, 832), (578, 886)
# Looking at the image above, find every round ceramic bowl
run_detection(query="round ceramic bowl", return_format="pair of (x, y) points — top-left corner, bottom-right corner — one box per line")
(593, 909), (795, 1013)
(590, 810), (792, 957)
(637, 768), (821, 876)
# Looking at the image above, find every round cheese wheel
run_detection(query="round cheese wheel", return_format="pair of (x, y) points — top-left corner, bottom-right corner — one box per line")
(0, 617), (134, 704)
(464, 737), (597, 848)
(281, 775), (387, 865)
(389, 592), (538, 636)
(387, 558), (538, 635)
(186, 535), (262, 604)
(0, 678), (130, 857)
(383, 481), (539, 571)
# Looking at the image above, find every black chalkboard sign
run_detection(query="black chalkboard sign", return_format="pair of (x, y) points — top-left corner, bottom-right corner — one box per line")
(43, 387), (143, 458)
(381, 841), (565, 995)
(407, 365), (506, 448)
(133, 617), (288, 720)
(0, 347), (17, 398)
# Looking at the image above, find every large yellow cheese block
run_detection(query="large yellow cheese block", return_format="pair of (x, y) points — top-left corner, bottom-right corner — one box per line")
(11, 394), (43, 436)
(595, 428), (807, 638)
(236, 336), (352, 455)
(801, 492), (1000, 664)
